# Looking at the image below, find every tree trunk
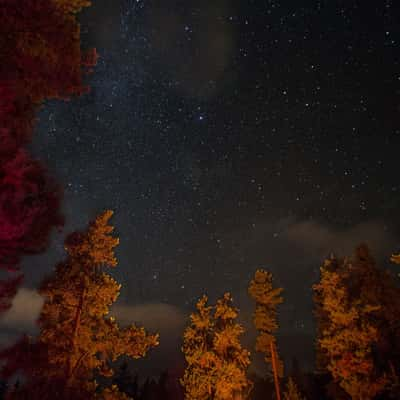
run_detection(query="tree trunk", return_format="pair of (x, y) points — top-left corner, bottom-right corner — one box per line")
(270, 340), (281, 400)
(65, 286), (86, 386)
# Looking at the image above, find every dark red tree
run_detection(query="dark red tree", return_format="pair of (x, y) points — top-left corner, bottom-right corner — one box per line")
(0, 0), (96, 313)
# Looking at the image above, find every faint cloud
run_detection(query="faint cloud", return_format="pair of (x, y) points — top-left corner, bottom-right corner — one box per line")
(111, 302), (185, 341)
(0, 287), (186, 356)
(0, 288), (43, 331)
(282, 218), (395, 259)
(146, 0), (236, 98)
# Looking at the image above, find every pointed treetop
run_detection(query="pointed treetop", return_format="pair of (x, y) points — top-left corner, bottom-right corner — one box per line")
(0, 210), (158, 399)
(248, 268), (284, 380)
(65, 210), (119, 268)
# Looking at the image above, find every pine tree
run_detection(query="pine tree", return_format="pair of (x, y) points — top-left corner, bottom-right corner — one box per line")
(283, 377), (305, 400)
(248, 269), (284, 381)
(181, 293), (251, 400)
(213, 293), (252, 399)
(313, 247), (389, 400)
(0, 211), (158, 400)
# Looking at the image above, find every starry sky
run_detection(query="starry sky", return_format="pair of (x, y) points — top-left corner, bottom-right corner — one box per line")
(4, 0), (400, 376)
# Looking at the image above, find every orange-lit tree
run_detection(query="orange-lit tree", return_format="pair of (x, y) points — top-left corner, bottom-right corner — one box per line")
(391, 253), (400, 266)
(181, 293), (251, 400)
(248, 268), (283, 398)
(313, 247), (389, 400)
(1, 211), (158, 400)
(283, 377), (306, 400)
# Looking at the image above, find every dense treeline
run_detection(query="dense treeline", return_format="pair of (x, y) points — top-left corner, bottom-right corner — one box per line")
(1, 211), (400, 399)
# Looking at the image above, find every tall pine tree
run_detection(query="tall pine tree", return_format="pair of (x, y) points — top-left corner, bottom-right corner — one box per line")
(1, 211), (158, 400)
(248, 269), (284, 383)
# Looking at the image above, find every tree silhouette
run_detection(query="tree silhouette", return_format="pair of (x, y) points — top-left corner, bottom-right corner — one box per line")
(181, 293), (251, 400)
(111, 362), (139, 399)
(283, 377), (306, 400)
(0, 211), (158, 400)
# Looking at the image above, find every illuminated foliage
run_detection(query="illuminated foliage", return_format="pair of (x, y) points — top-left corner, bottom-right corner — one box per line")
(181, 293), (252, 400)
(0, 150), (62, 315)
(0, 0), (96, 107)
(0, 150), (63, 271)
(0, 211), (158, 399)
(391, 253), (400, 265)
(248, 269), (284, 378)
(283, 377), (306, 400)
(313, 246), (392, 400)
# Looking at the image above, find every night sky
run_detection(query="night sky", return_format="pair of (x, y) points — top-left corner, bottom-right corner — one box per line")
(4, 0), (400, 376)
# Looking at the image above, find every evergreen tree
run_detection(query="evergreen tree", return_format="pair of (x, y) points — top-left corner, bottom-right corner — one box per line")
(0, 211), (158, 400)
(181, 293), (251, 400)
(313, 246), (393, 400)
(248, 269), (284, 379)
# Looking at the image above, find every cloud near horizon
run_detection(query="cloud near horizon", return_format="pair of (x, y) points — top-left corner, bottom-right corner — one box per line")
(0, 288), (186, 350)
(281, 218), (396, 260)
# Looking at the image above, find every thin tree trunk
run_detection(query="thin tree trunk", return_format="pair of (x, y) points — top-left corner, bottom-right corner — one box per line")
(66, 286), (86, 386)
(270, 340), (281, 400)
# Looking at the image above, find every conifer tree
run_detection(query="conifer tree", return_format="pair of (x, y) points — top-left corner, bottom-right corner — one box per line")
(0, 211), (158, 400)
(181, 293), (251, 400)
(313, 248), (388, 400)
(248, 269), (284, 380)
(283, 377), (305, 400)
(181, 295), (213, 400)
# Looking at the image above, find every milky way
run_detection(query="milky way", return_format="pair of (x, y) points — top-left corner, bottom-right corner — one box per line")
(14, 0), (400, 373)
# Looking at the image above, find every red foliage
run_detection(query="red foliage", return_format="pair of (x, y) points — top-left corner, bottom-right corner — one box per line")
(0, 274), (23, 313)
(0, 0), (97, 312)
(0, 150), (63, 272)
(0, 0), (95, 100)
(0, 336), (87, 400)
